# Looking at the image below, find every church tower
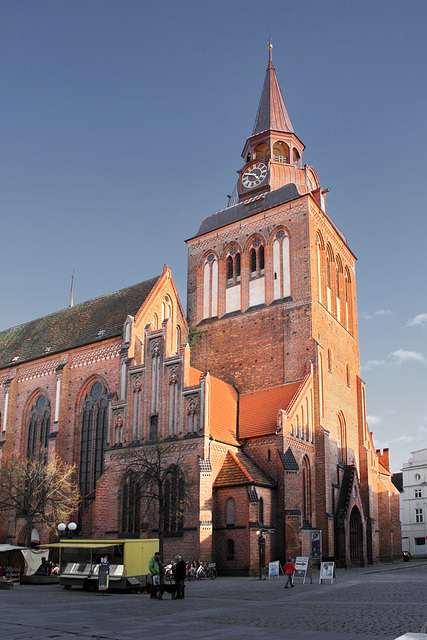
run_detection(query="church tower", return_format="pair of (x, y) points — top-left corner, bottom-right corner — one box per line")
(186, 44), (391, 565)
(186, 43), (341, 395)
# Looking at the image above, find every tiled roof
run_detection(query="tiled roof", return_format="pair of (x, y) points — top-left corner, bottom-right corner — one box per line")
(278, 448), (299, 471)
(209, 376), (239, 446)
(239, 380), (305, 439)
(213, 450), (276, 489)
(188, 366), (203, 387)
(0, 276), (160, 370)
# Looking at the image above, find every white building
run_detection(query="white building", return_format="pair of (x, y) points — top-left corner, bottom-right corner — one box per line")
(401, 449), (427, 557)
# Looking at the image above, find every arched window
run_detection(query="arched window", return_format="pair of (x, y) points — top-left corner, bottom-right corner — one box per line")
(258, 497), (264, 524)
(273, 230), (291, 300)
(254, 142), (270, 159)
(316, 233), (324, 303)
(163, 466), (185, 533)
(26, 394), (51, 462)
(202, 253), (218, 319)
(292, 148), (300, 166)
(338, 412), (347, 464)
(79, 380), (109, 501)
(336, 255), (343, 323)
(302, 456), (312, 523)
(249, 241), (265, 278)
(122, 471), (141, 535)
(273, 141), (289, 163)
(175, 325), (182, 353)
(344, 267), (352, 332)
(152, 313), (158, 329)
(226, 249), (241, 285)
(326, 244), (334, 313)
(226, 497), (235, 526)
(162, 295), (172, 322)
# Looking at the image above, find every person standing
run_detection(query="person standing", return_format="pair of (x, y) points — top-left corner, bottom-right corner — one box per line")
(148, 552), (164, 599)
(173, 555), (186, 599)
(283, 558), (296, 588)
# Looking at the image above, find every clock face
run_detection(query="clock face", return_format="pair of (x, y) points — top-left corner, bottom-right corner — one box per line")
(242, 162), (268, 189)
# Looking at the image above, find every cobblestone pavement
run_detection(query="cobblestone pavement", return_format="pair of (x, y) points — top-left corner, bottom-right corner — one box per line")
(1, 562), (427, 640)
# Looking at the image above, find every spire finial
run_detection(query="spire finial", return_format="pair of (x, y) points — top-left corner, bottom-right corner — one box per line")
(69, 268), (75, 308)
(267, 36), (273, 67)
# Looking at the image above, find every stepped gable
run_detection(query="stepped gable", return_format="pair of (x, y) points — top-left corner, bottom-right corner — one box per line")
(239, 379), (305, 438)
(214, 449), (276, 488)
(0, 276), (160, 369)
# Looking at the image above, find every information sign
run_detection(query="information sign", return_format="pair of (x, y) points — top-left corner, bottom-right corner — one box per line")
(268, 560), (281, 578)
(293, 556), (311, 584)
(98, 561), (109, 591)
(319, 561), (335, 584)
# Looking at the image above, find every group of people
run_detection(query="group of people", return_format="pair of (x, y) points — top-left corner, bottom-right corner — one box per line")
(148, 552), (186, 599)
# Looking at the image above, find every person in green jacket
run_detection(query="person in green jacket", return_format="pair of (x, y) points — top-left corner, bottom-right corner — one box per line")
(148, 552), (164, 599)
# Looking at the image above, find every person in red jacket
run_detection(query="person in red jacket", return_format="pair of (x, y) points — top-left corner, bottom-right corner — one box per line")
(283, 558), (296, 588)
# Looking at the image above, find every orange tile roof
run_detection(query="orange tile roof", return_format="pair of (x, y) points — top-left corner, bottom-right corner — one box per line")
(208, 375), (239, 446)
(239, 380), (305, 439)
(188, 366), (203, 387)
(214, 450), (276, 488)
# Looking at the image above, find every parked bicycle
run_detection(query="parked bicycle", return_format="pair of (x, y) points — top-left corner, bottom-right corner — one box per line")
(186, 560), (217, 580)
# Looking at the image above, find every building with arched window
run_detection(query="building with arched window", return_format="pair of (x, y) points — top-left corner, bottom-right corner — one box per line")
(0, 47), (399, 572)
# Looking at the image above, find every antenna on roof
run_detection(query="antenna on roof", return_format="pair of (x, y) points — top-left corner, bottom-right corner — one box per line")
(69, 268), (75, 308)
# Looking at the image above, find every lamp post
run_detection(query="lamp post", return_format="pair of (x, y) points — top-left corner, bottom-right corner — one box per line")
(257, 529), (266, 580)
(58, 522), (77, 539)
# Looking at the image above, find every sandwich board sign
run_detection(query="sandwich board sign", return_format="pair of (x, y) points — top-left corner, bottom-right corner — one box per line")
(319, 561), (336, 584)
(293, 556), (312, 584)
(268, 560), (282, 578)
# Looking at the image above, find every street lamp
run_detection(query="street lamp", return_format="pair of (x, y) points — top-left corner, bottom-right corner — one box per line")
(257, 529), (266, 580)
(58, 522), (77, 538)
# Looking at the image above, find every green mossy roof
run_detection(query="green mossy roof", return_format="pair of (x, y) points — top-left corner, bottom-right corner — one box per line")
(0, 276), (160, 370)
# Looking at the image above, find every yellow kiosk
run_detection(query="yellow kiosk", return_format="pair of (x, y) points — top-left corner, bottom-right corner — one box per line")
(46, 538), (159, 591)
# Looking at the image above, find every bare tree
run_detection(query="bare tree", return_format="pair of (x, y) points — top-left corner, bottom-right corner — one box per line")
(0, 454), (80, 547)
(120, 440), (195, 558)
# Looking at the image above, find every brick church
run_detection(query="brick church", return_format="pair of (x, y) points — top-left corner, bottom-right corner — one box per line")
(0, 46), (400, 572)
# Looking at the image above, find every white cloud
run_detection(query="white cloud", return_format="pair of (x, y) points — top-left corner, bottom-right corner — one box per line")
(362, 309), (393, 320)
(389, 349), (426, 366)
(361, 349), (426, 370)
(407, 313), (427, 328)
(366, 415), (381, 426)
(361, 359), (386, 371)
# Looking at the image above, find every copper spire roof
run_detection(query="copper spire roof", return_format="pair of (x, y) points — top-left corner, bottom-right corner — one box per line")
(252, 45), (294, 136)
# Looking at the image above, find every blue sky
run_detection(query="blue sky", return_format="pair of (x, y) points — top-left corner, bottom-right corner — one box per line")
(1, 0), (426, 471)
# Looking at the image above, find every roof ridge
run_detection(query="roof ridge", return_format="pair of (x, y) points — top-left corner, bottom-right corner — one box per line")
(0, 275), (161, 337)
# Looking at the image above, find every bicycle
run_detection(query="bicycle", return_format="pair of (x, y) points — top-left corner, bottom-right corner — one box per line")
(206, 563), (217, 579)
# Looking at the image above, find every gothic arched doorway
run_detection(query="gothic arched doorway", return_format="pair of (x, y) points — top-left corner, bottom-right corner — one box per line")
(349, 506), (363, 566)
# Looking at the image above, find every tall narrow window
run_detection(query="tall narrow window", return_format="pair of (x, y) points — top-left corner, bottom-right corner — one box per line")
(226, 249), (241, 285)
(316, 233), (324, 303)
(163, 466), (185, 533)
(250, 248), (257, 274)
(79, 381), (109, 501)
(338, 412), (347, 464)
(302, 456), (312, 522)
(226, 498), (235, 526)
(273, 230), (291, 300)
(202, 254), (218, 319)
(26, 394), (51, 462)
(122, 472), (141, 535)
(258, 497), (264, 524)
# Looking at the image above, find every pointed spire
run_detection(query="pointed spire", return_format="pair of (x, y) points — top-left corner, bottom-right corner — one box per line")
(252, 40), (294, 136)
